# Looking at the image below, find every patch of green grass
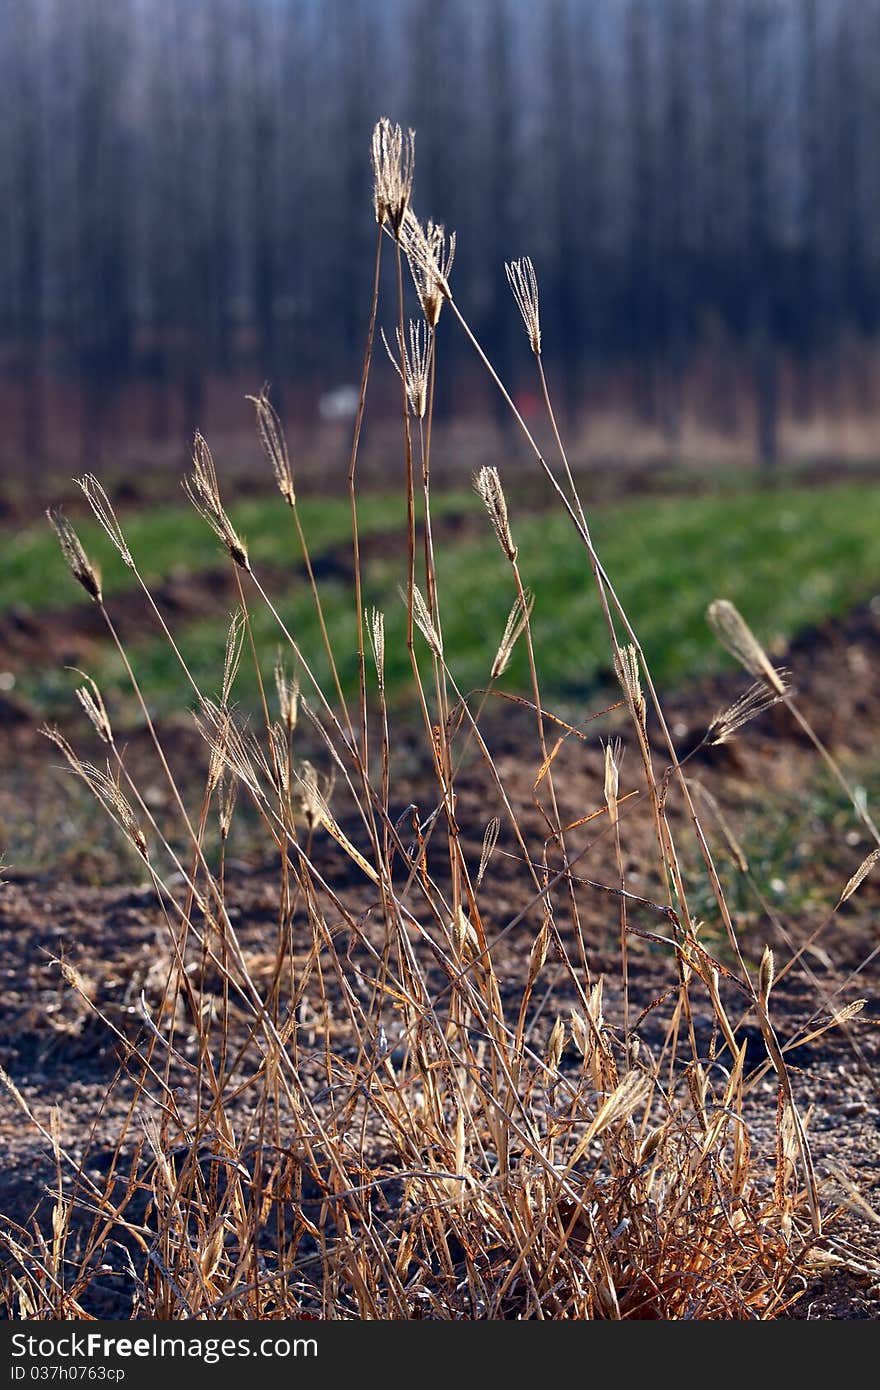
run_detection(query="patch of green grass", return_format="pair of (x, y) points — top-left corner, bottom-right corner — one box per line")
(0, 489), (476, 613)
(18, 481), (880, 720)
(684, 754), (880, 959)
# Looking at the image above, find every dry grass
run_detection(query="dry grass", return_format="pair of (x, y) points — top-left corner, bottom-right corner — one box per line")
(1, 120), (873, 1321)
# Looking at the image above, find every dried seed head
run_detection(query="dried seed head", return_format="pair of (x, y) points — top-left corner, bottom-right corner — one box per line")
(400, 209), (455, 327)
(221, 609), (245, 709)
(402, 583), (443, 656)
(474, 466), (516, 561)
(638, 1126), (665, 1164)
(274, 653), (300, 733)
(452, 905), (479, 962)
(527, 916), (551, 985)
(569, 1008), (590, 1059)
(492, 589), (534, 679)
(837, 846), (880, 908)
(296, 760), (334, 832)
(268, 721), (293, 797)
(368, 607), (385, 692)
(194, 699), (263, 800)
(707, 599), (786, 695)
(47, 509), (102, 602)
(205, 704), (233, 792)
(218, 773), (238, 841)
(708, 678), (787, 745)
(381, 319), (431, 418)
(76, 475), (133, 568)
(476, 816), (500, 887)
(586, 977), (605, 1032)
(758, 945), (775, 1007)
(183, 433), (249, 570)
(248, 386), (295, 508)
(371, 118), (415, 233)
(43, 727), (148, 859)
(546, 1017), (566, 1073)
(603, 739), (622, 826)
(74, 674), (112, 744)
(295, 762), (378, 883)
(505, 256), (541, 355)
(615, 643), (645, 723)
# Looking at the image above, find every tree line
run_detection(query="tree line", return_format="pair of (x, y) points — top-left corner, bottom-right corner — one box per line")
(1, 0), (879, 471)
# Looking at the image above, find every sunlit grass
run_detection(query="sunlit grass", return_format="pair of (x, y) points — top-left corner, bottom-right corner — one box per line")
(19, 480), (880, 718)
(0, 488), (477, 612)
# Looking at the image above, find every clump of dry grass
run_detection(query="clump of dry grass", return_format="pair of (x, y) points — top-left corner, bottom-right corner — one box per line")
(3, 118), (862, 1322)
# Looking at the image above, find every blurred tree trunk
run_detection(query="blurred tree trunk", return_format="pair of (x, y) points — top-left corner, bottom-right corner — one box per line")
(626, 0), (659, 427)
(744, 0), (778, 476)
(484, 0), (516, 430)
(794, 0), (820, 424)
(11, 0), (47, 470)
(659, 0), (692, 456)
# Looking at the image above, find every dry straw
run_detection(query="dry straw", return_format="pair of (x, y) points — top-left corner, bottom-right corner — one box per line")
(18, 111), (840, 1323)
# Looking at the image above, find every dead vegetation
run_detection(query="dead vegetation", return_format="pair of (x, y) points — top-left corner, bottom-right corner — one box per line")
(1, 120), (878, 1321)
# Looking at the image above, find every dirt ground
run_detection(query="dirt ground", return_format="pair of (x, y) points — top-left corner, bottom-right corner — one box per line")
(1, 598), (879, 1319)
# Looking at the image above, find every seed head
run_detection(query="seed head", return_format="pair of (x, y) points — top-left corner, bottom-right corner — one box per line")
(615, 643), (645, 724)
(43, 727), (148, 859)
(220, 609), (245, 709)
(707, 600), (786, 695)
(183, 433), (249, 570)
(452, 905), (480, 961)
(758, 945), (775, 1007)
(194, 699), (263, 800)
(492, 589), (534, 679)
(75, 674), (112, 744)
(474, 466), (516, 561)
(268, 720), (293, 797)
(274, 653), (300, 733)
(368, 608), (385, 692)
(77, 475), (133, 569)
(546, 1017), (566, 1073)
(603, 739), (622, 826)
(476, 816), (500, 887)
(47, 509), (102, 602)
(505, 256), (541, 355)
(402, 583), (443, 656)
(218, 773), (238, 841)
(382, 319), (431, 419)
(527, 916), (551, 985)
(838, 845), (880, 908)
(296, 760), (334, 832)
(400, 209), (455, 327)
(708, 679), (787, 745)
(371, 118), (415, 234)
(248, 386), (295, 508)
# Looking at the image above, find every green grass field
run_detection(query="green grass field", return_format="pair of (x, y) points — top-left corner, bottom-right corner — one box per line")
(7, 479), (880, 719)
